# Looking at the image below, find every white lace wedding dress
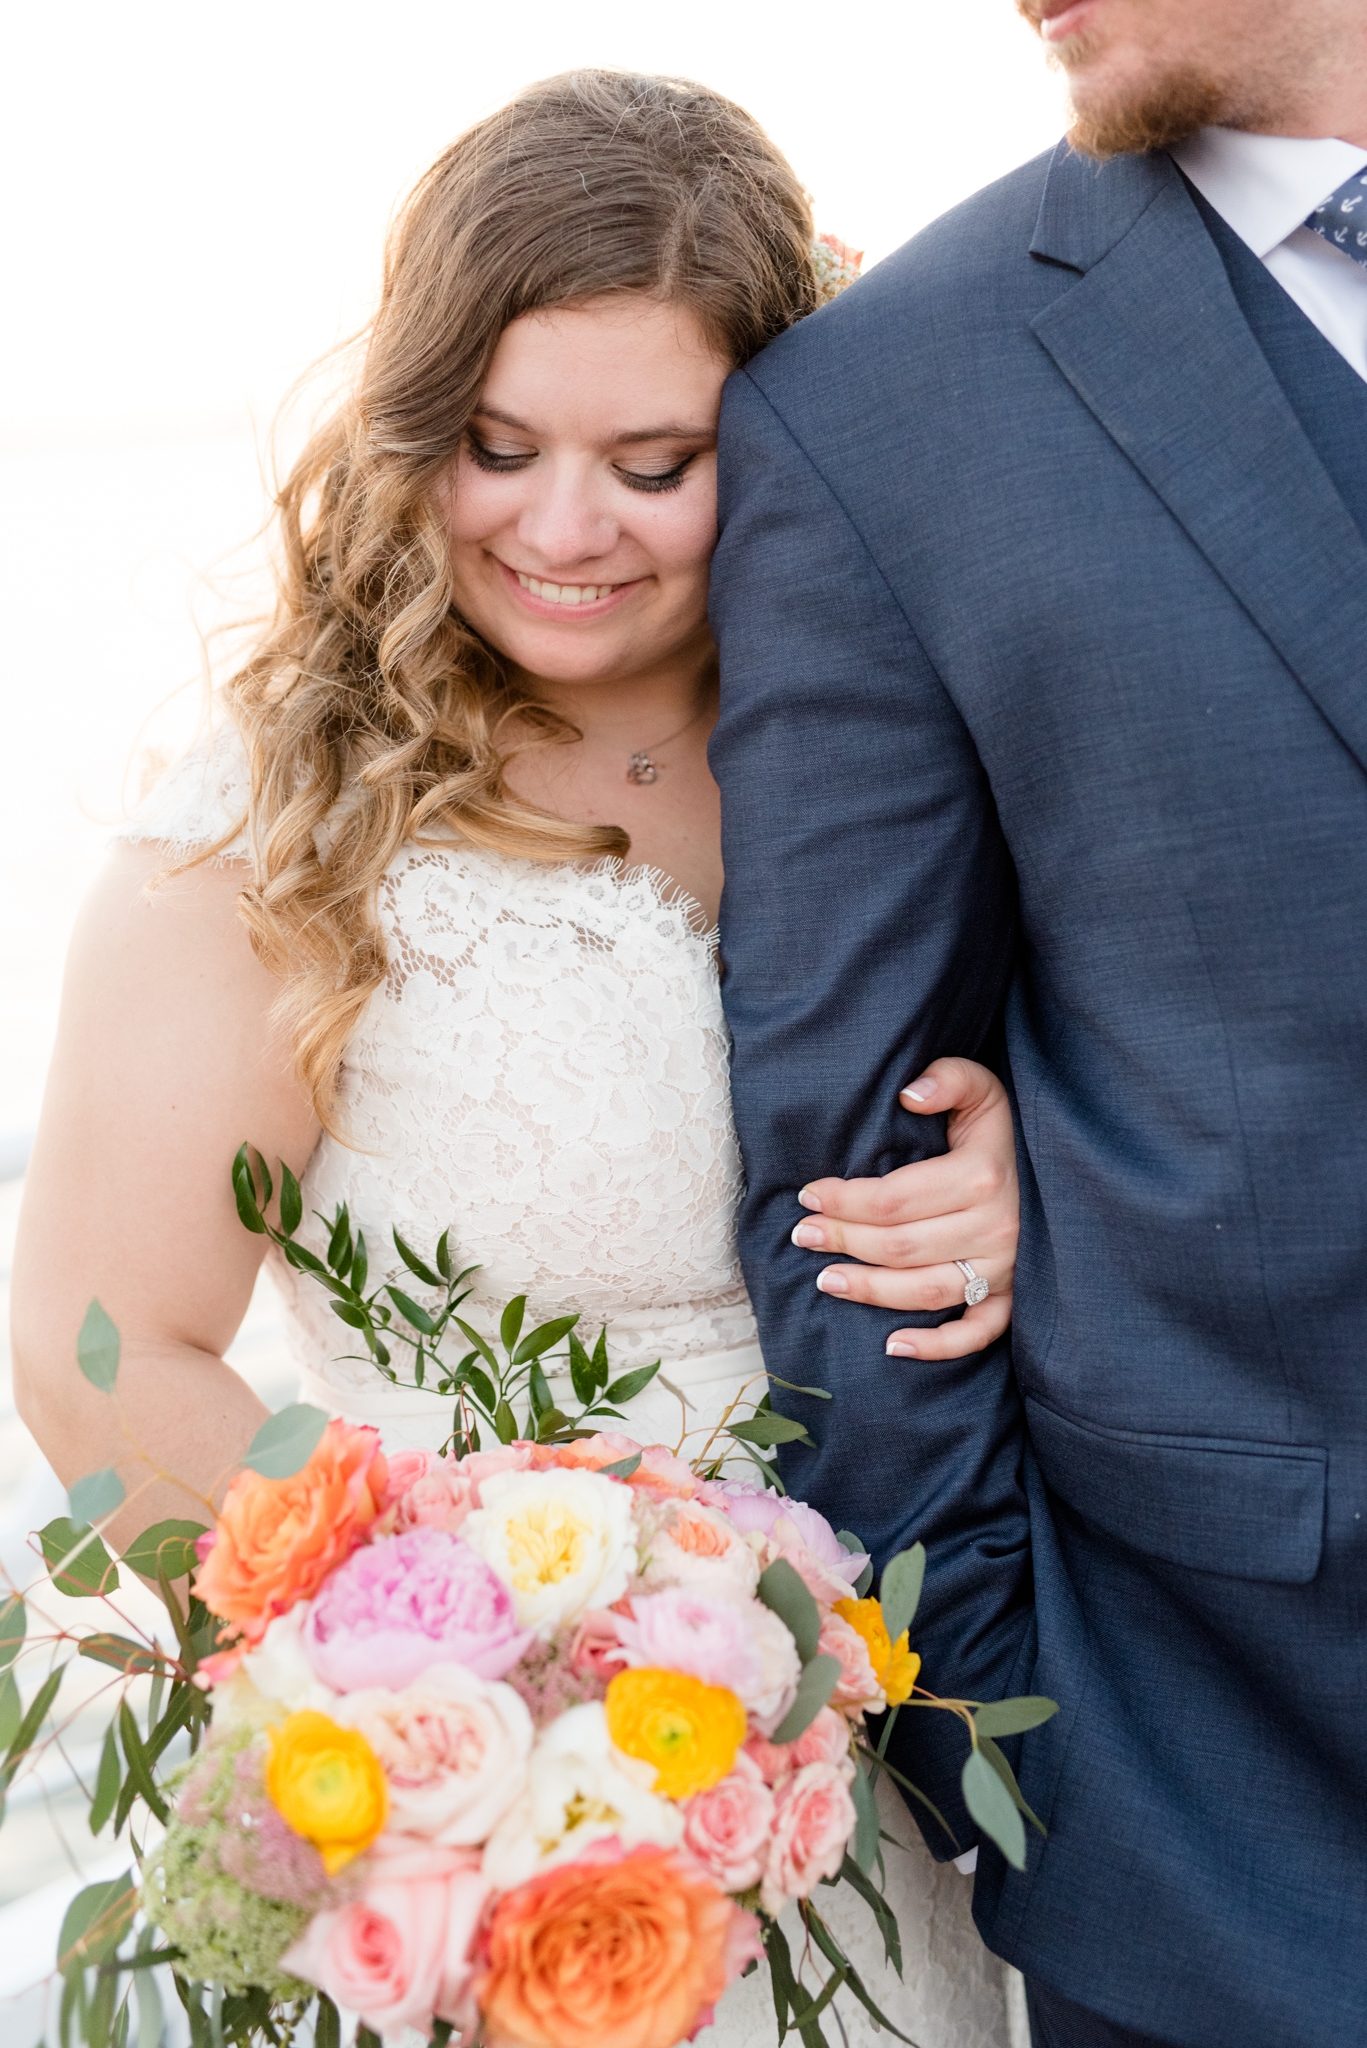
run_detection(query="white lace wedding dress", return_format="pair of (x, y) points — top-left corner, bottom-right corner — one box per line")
(121, 732), (1014, 2048)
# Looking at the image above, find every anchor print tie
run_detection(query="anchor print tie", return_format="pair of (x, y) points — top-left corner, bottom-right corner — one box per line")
(1306, 170), (1367, 268)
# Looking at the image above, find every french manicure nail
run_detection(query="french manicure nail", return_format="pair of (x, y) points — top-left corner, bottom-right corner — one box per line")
(791, 1222), (824, 1249)
(901, 1075), (939, 1104)
(816, 1269), (849, 1295)
(797, 1186), (823, 1211)
(886, 1339), (920, 1357)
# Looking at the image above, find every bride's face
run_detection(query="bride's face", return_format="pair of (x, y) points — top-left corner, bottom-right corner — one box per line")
(442, 295), (730, 688)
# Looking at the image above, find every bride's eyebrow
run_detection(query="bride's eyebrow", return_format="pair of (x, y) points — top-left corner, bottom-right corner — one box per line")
(471, 405), (713, 445)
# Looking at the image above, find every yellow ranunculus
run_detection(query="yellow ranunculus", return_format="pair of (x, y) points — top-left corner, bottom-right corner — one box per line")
(834, 1597), (922, 1708)
(266, 1709), (388, 1873)
(605, 1668), (747, 1800)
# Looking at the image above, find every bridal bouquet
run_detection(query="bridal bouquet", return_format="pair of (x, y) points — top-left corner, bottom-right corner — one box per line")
(1, 1156), (1056, 2048)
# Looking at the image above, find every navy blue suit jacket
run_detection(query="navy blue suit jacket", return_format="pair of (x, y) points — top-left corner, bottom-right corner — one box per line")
(709, 142), (1367, 2048)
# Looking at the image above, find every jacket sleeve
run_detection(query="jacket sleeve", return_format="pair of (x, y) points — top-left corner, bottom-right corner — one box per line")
(709, 361), (1033, 1851)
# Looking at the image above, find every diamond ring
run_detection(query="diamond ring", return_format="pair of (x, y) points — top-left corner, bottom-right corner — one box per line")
(955, 1260), (989, 1307)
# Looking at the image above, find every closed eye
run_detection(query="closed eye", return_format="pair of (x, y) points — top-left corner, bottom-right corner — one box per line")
(615, 454), (697, 495)
(465, 432), (535, 474)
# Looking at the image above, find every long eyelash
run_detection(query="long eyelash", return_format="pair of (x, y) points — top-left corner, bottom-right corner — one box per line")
(465, 433), (533, 473)
(618, 456), (695, 496)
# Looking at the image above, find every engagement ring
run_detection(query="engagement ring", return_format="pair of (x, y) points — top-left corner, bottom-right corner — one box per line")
(955, 1259), (989, 1306)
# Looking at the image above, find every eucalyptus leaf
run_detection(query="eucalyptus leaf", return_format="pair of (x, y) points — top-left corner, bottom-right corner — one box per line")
(90, 1722), (121, 1834)
(0, 1669), (20, 1751)
(602, 1362), (661, 1405)
(598, 1451), (643, 1480)
(757, 1558), (821, 1662)
(850, 1756), (879, 1874)
(40, 1518), (120, 1597)
(242, 1404), (328, 1479)
(770, 1654), (841, 1743)
(122, 1522), (208, 1583)
(79, 1634), (163, 1678)
(854, 1557), (874, 1597)
(972, 1696), (1059, 1740)
(69, 1467), (125, 1525)
(76, 1300), (121, 1394)
(3, 1665), (63, 1782)
(766, 1374), (834, 1400)
(278, 1164), (303, 1237)
(879, 1543), (926, 1646)
(59, 1873), (136, 1973)
(728, 1412), (813, 1448)
(978, 1734), (1048, 1836)
(962, 1746), (1026, 1871)
(0, 1593), (25, 1670)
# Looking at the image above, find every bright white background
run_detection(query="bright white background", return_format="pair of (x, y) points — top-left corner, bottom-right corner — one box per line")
(0, 0), (1066, 1145)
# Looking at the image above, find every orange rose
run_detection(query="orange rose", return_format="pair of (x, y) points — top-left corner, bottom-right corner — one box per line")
(195, 1421), (388, 1646)
(480, 1842), (742, 2048)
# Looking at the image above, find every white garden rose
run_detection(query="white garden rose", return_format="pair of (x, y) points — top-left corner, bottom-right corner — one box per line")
(460, 1469), (638, 1636)
(641, 1499), (762, 1599)
(481, 1702), (682, 1889)
(334, 1663), (533, 1844)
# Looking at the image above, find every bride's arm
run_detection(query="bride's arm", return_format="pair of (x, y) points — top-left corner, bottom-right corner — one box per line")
(11, 843), (320, 1552)
(789, 1056), (1019, 1360)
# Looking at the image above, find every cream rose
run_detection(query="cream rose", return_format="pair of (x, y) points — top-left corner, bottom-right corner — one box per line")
(334, 1662), (533, 1845)
(461, 1469), (637, 1636)
(482, 1701), (682, 1890)
(643, 1500), (762, 1599)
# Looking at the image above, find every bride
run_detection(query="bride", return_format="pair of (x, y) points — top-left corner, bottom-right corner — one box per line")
(13, 70), (1019, 2048)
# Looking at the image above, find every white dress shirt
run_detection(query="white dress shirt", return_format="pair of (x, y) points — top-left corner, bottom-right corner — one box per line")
(1170, 128), (1367, 382)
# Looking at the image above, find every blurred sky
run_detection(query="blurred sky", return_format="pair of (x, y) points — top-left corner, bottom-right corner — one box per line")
(0, 0), (1068, 1139)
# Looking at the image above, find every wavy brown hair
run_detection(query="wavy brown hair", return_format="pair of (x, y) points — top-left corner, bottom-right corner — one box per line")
(203, 68), (818, 1133)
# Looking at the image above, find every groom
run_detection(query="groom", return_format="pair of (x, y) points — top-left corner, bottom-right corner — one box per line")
(710, 2), (1367, 2043)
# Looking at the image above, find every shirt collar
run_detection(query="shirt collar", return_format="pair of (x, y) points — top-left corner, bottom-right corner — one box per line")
(1170, 128), (1367, 257)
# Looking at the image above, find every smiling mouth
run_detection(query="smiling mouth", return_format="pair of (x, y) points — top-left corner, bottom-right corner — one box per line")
(515, 570), (621, 606)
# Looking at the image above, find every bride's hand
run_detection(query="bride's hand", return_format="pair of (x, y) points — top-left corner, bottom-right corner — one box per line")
(790, 1057), (1018, 1359)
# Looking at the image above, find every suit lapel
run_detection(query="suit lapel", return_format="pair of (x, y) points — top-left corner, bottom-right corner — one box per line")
(1030, 145), (1367, 777)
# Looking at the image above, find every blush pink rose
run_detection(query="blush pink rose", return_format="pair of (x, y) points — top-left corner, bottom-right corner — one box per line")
(281, 1834), (487, 2040)
(390, 1446), (535, 1537)
(335, 1663), (533, 1844)
(818, 1612), (886, 1712)
(568, 1609), (629, 1682)
(383, 1450), (433, 1506)
(681, 1751), (775, 1893)
(760, 1762), (858, 1917)
(303, 1528), (534, 1691)
(744, 1707), (852, 1786)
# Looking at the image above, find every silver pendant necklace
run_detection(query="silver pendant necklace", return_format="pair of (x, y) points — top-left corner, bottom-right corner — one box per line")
(624, 703), (708, 785)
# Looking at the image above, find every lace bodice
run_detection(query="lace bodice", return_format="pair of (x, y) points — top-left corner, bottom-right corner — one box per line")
(118, 731), (754, 1398)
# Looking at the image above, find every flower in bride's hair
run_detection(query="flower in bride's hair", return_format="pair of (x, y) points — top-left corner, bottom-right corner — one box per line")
(195, 1421), (388, 1648)
(281, 1834), (488, 2042)
(605, 1668), (747, 1800)
(481, 1701), (681, 1889)
(460, 1469), (638, 1636)
(642, 1500), (761, 1598)
(613, 1589), (800, 1731)
(811, 233), (864, 305)
(266, 1710), (388, 1874)
(303, 1528), (534, 1692)
(333, 1663), (533, 1844)
(760, 1761), (857, 1917)
(479, 1840), (747, 2048)
(834, 1596), (921, 1708)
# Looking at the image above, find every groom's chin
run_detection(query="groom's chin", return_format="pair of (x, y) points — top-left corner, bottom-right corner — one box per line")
(1064, 59), (1227, 158)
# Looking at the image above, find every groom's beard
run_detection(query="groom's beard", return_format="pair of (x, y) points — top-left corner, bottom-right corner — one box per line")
(1013, 2), (1254, 159)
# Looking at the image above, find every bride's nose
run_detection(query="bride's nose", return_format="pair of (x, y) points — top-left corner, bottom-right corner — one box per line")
(515, 460), (619, 574)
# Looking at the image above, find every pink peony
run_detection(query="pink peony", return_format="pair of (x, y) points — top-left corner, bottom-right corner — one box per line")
(818, 1612), (886, 1712)
(681, 1751), (775, 1893)
(335, 1663), (533, 1844)
(717, 1488), (869, 1608)
(760, 1762), (858, 1917)
(303, 1529), (533, 1692)
(614, 1589), (800, 1729)
(744, 1707), (853, 1787)
(281, 1833), (487, 2040)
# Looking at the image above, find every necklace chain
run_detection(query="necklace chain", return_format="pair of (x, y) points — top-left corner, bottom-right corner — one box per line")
(624, 701), (709, 786)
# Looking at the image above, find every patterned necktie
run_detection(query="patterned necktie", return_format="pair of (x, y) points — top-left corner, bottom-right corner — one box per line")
(1306, 169), (1367, 267)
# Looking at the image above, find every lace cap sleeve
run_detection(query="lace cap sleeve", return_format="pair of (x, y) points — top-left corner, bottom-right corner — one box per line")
(114, 725), (252, 861)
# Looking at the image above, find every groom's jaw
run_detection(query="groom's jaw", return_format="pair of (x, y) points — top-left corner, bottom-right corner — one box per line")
(1015, 0), (1367, 160)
